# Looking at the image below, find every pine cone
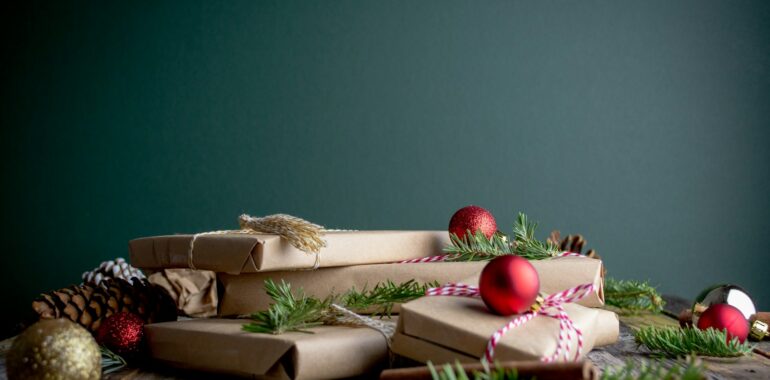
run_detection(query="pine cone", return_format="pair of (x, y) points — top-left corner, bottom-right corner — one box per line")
(547, 230), (601, 259)
(82, 257), (145, 286)
(32, 278), (177, 333)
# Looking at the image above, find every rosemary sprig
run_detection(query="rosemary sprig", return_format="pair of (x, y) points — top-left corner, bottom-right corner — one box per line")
(244, 278), (434, 334)
(442, 212), (558, 262)
(604, 278), (665, 314)
(342, 279), (439, 316)
(100, 346), (127, 375)
(634, 326), (754, 357)
(601, 356), (705, 380)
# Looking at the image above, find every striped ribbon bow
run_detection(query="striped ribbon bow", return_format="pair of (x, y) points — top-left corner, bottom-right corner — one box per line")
(425, 281), (595, 364)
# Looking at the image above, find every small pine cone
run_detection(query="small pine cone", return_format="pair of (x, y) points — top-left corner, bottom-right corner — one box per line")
(82, 257), (145, 286)
(32, 278), (177, 333)
(548, 230), (601, 260)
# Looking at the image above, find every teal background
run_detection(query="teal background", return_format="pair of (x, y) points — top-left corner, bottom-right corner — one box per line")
(2, 1), (769, 338)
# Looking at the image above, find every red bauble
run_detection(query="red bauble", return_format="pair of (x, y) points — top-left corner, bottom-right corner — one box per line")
(97, 312), (145, 355)
(449, 205), (497, 240)
(696, 303), (749, 343)
(479, 255), (540, 315)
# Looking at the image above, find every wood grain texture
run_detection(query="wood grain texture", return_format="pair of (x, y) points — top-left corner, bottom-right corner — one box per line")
(1, 295), (768, 379)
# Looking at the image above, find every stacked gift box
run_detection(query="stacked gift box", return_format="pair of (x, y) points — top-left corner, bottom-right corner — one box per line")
(129, 225), (618, 379)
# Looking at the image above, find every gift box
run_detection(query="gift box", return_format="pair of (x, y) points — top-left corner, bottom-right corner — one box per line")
(130, 231), (449, 273)
(391, 276), (619, 364)
(144, 318), (392, 379)
(218, 256), (604, 316)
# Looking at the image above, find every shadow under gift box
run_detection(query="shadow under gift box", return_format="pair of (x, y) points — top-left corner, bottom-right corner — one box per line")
(391, 275), (619, 364)
(217, 256), (605, 317)
(144, 318), (393, 379)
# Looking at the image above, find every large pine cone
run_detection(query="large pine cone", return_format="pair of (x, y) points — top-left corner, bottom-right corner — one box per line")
(32, 277), (177, 333)
(82, 257), (145, 286)
(548, 230), (600, 259)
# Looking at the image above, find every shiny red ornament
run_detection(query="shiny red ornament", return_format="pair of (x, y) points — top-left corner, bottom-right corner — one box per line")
(449, 205), (497, 240)
(696, 303), (749, 343)
(96, 312), (145, 355)
(479, 255), (540, 315)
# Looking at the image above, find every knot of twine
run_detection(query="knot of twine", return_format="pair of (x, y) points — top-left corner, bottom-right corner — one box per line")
(188, 214), (327, 270)
(426, 281), (595, 364)
(325, 304), (397, 346)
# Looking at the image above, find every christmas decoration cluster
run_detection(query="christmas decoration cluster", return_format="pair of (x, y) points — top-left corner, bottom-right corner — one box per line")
(8, 208), (767, 379)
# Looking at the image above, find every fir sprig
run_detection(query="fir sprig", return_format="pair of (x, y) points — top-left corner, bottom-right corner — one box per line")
(634, 326), (754, 357)
(601, 356), (706, 380)
(244, 279), (433, 334)
(428, 357), (706, 380)
(342, 279), (439, 316)
(604, 278), (665, 314)
(443, 213), (558, 261)
(100, 346), (127, 375)
(242, 280), (332, 334)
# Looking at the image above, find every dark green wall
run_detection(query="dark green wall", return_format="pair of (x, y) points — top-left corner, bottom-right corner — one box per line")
(2, 1), (769, 337)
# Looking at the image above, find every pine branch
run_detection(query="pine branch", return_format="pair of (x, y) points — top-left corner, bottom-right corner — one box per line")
(511, 212), (560, 259)
(100, 346), (127, 375)
(601, 356), (706, 380)
(342, 279), (439, 316)
(604, 278), (665, 314)
(442, 213), (558, 262)
(428, 357), (706, 380)
(244, 278), (434, 334)
(243, 279), (332, 334)
(634, 326), (754, 357)
(442, 231), (515, 261)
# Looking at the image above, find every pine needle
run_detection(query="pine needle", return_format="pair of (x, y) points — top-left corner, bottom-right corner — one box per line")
(342, 279), (439, 316)
(604, 278), (665, 314)
(100, 346), (127, 375)
(244, 278), (434, 334)
(634, 326), (754, 357)
(601, 356), (706, 380)
(428, 361), (520, 380)
(442, 212), (558, 262)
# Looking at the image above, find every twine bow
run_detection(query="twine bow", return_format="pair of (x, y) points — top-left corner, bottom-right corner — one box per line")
(188, 214), (327, 270)
(426, 280), (595, 364)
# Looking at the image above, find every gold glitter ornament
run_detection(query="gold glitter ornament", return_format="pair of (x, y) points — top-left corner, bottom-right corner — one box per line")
(6, 319), (101, 380)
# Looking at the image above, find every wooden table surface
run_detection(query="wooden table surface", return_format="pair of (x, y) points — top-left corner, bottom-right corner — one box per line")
(1, 295), (769, 379)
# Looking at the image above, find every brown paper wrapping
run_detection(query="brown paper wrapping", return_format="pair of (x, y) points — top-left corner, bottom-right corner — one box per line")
(392, 276), (618, 363)
(130, 230), (450, 274)
(144, 318), (392, 379)
(218, 257), (604, 316)
(148, 269), (218, 318)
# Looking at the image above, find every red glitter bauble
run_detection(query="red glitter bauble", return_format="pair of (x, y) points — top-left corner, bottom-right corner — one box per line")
(96, 312), (145, 355)
(696, 303), (749, 343)
(448, 205), (497, 240)
(479, 255), (540, 315)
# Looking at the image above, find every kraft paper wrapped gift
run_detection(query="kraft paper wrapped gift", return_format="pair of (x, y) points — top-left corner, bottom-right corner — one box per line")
(130, 230), (449, 273)
(218, 256), (605, 316)
(144, 318), (393, 379)
(391, 276), (619, 364)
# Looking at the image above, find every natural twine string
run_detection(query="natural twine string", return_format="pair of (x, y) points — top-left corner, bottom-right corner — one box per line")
(188, 214), (327, 270)
(325, 304), (397, 347)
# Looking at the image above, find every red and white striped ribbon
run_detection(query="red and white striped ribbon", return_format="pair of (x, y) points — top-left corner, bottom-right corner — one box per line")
(425, 281), (595, 364)
(400, 251), (584, 264)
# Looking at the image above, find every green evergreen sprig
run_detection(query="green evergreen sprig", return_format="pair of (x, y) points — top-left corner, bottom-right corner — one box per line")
(243, 279), (434, 334)
(601, 356), (706, 380)
(634, 326), (754, 357)
(100, 346), (127, 375)
(428, 357), (706, 380)
(443, 212), (558, 261)
(604, 278), (665, 314)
